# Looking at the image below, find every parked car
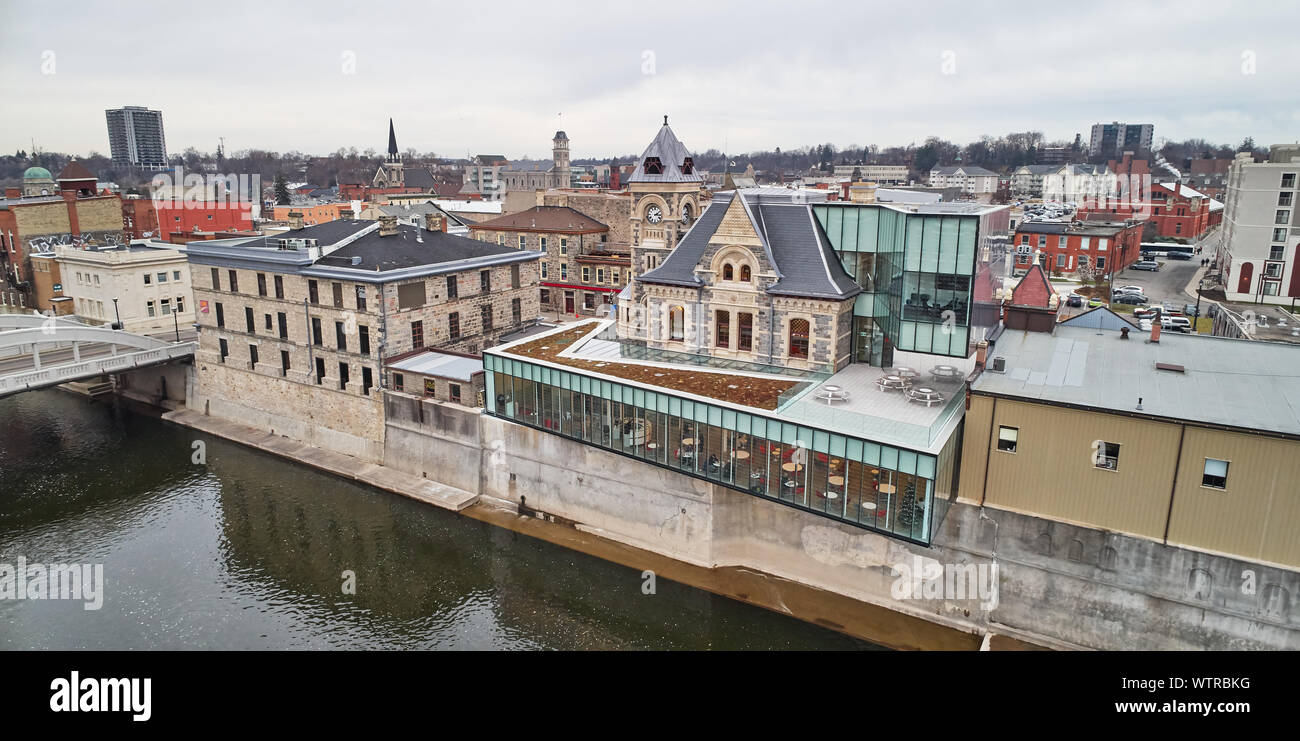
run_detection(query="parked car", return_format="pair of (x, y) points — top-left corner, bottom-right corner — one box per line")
(1066, 293), (1083, 307)
(1088, 297), (1103, 308)
(1160, 316), (1193, 332)
(1162, 302), (1183, 316)
(1166, 251), (1193, 261)
(1130, 260), (1161, 271)
(1183, 304), (1201, 318)
(1114, 285), (1146, 294)
(1113, 292), (1149, 305)
(1134, 308), (1161, 320)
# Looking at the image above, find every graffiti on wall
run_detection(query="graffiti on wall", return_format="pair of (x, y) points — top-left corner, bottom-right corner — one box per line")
(24, 231), (125, 253)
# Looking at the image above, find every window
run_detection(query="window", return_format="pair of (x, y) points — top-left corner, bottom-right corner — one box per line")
(335, 321), (347, 351)
(1280, 192), (1293, 207)
(175, 296), (184, 314)
(311, 317), (322, 346)
(1094, 441), (1120, 470)
(157, 298), (169, 315)
(1096, 256), (1106, 269)
(582, 266), (591, 283)
(740, 264), (752, 282)
(518, 235), (526, 249)
(226, 270), (236, 292)
(277, 312), (288, 339)
(583, 292), (595, 310)
(561, 263), (568, 279)
(393, 373), (405, 392)
(498, 234), (505, 245)
(314, 357), (325, 385)
(723, 263), (734, 281)
(249, 344), (259, 367)
(540, 288), (550, 304)
(338, 362), (349, 390)
(1202, 458), (1229, 489)
(359, 325), (370, 356)
(423, 379), (436, 397)
(147, 300), (156, 318)
(540, 262), (548, 279)
(668, 305), (684, 341)
(540, 237), (548, 251)
(397, 282), (426, 309)
(93, 274), (99, 285)
(512, 298), (521, 324)
(997, 426), (1018, 453)
(274, 275), (284, 299)
(332, 282), (344, 308)
(481, 304), (493, 331)
(716, 310), (730, 348)
(1056, 253), (1066, 268)
(361, 367), (372, 396)
(448, 313), (459, 341)
(280, 350), (290, 376)
(214, 302), (224, 327)
(210, 267), (219, 290)
(738, 313), (753, 351)
(1038, 236), (1046, 248)
(511, 264), (521, 289)
(559, 238), (568, 255)
(613, 269), (620, 284)
(480, 270), (491, 294)
(788, 318), (809, 359)
(1175, 223), (1182, 235)
(1097, 238), (1108, 251)
(219, 338), (229, 362)
(1282, 173), (1296, 189)
(144, 273), (153, 285)
(1265, 262), (1284, 278)
(596, 268), (604, 284)
(1079, 237), (1090, 250)
(1270, 245), (1285, 260)
(449, 383), (461, 404)
(1277, 210), (1290, 225)
(257, 273), (267, 296)
(308, 280), (319, 304)
(245, 306), (254, 333)
(412, 320), (424, 348)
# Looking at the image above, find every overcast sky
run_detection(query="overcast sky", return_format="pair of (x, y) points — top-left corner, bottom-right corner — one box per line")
(2, 0), (1297, 160)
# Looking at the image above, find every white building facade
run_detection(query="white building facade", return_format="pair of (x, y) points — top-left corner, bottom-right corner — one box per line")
(1219, 146), (1300, 304)
(57, 241), (195, 333)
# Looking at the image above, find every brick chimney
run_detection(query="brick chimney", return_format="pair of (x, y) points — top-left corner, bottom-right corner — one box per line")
(975, 340), (989, 369)
(378, 215), (398, 237)
(423, 212), (445, 233)
(1150, 319), (1161, 343)
(287, 211), (305, 230)
(849, 182), (878, 204)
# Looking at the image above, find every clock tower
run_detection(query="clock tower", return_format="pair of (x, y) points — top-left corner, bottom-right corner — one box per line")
(628, 116), (704, 283)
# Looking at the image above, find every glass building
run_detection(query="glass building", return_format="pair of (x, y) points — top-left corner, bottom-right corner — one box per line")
(484, 200), (1006, 546)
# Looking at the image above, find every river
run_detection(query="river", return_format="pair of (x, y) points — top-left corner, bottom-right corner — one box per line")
(0, 389), (879, 650)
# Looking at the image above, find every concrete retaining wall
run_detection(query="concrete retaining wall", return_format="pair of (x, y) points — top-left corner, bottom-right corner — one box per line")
(390, 402), (1299, 649)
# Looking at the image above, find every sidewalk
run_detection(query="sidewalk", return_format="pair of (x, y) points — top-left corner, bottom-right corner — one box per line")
(161, 408), (479, 512)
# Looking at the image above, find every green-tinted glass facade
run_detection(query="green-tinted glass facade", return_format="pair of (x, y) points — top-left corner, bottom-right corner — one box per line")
(814, 204), (1002, 363)
(484, 352), (962, 545)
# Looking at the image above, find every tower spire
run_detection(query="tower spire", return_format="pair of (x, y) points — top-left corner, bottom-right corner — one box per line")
(387, 118), (398, 162)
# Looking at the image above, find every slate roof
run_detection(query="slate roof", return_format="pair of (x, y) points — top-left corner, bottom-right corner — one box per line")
(628, 121), (702, 183)
(469, 205), (607, 233)
(58, 160), (96, 181)
(314, 223), (525, 272)
(639, 190), (860, 301)
(402, 167), (436, 189)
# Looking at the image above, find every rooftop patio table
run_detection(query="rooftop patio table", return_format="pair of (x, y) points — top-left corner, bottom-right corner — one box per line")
(891, 366), (919, 379)
(930, 364), (962, 382)
(876, 374), (911, 391)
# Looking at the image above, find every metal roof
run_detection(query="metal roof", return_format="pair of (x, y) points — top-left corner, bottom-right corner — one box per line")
(388, 350), (482, 382)
(972, 324), (1300, 437)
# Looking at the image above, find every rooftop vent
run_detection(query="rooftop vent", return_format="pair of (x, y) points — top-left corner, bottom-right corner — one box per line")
(990, 357), (1006, 373)
(1155, 362), (1185, 373)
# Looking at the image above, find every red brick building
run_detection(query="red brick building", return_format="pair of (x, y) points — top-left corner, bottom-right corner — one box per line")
(1012, 219), (1145, 277)
(1076, 182), (1219, 240)
(120, 196), (255, 242)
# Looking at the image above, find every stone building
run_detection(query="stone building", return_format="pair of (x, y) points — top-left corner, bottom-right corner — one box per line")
(183, 214), (542, 461)
(498, 132), (574, 192)
(627, 117), (708, 285)
(468, 203), (622, 316)
(621, 188), (860, 372)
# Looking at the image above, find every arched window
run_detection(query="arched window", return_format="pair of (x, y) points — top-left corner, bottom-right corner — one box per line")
(722, 263), (734, 281)
(668, 306), (684, 341)
(789, 319), (809, 359)
(716, 310), (730, 348)
(740, 264), (752, 282)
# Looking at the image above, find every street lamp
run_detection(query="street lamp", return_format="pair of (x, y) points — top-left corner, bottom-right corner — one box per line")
(172, 302), (180, 342)
(1193, 278), (1205, 334)
(111, 297), (121, 330)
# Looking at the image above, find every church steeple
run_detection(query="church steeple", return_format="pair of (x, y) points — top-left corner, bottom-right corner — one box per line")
(387, 118), (399, 162)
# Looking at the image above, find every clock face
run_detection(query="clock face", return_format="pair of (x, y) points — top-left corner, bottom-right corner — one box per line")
(646, 205), (662, 224)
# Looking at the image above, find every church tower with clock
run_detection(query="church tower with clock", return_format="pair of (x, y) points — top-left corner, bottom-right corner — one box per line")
(627, 116), (704, 284)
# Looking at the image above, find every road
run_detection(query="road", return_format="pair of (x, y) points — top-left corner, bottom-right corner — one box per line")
(0, 328), (197, 375)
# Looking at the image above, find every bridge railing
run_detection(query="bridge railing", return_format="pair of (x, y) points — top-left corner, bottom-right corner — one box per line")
(0, 341), (196, 396)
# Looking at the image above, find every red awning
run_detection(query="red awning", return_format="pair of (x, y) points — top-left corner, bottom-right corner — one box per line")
(540, 282), (621, 293)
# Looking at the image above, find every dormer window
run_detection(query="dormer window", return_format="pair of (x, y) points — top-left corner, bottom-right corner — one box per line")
(681, 157), (694, 175)
(643, 157), (663, 175)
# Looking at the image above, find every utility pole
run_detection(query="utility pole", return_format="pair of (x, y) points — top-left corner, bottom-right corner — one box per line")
(172, 302), (180, 342)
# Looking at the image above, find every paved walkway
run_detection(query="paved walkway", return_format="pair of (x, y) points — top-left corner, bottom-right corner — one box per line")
(161, 409), (479, 512)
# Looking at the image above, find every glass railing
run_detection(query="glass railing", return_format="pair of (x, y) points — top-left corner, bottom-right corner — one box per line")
(587, 323), (834, 381)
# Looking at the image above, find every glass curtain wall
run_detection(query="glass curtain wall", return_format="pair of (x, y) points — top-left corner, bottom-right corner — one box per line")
(486, 354), (942, 544)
